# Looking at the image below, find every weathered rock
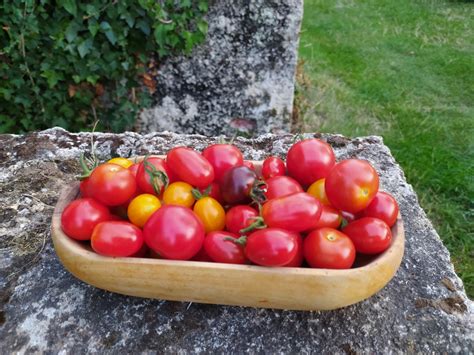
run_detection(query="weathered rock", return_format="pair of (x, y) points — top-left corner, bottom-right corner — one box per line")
(0, 128), (472, 353)
(138, 0), (303, 136)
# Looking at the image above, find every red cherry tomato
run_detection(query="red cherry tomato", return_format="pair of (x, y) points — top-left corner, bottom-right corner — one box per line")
(220, 166), (258, 204)
(204, 231), (247, 264)
(91, 221), (144, 257)
(261, 192), (322, 232)
(244, 228), (298, 266)
(79, 178), (91, 198)
(313, 205), (342, 229)
(167, 147), (215, 188)
(287, 139), (336, 186)
(361, 191), (399, 227)
(136, 157), (173, 196)
(342, 217), (392, 254)
(87, 163), (137, 206)
(202, 144), (244, 184)
(304, 228), (355, 269)
(262, 156), (286, 179)
(225, 205), (259, 234)
(243, 160), (256, 171)
(265, 175), (303, 200)
(61, 198), (111, 240)
(325, 159), (379, 213)
(283, 233), (304, 267)
(143, 205), (205, 260)
(128, 162), (140, 177)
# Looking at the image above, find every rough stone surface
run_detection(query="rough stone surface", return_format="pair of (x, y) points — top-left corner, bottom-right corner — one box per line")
(1, 128), (473, 353)
(138, 0), (303, 136)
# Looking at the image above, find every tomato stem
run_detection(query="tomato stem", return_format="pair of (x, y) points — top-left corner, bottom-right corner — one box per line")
(143, 155), (169, 195)
(225, 235), (247, 246)
(191, 188), (205, 200)
(340, 218), (349, 229)
(249, 180), (267, 205)
(239, 216), (266, 235)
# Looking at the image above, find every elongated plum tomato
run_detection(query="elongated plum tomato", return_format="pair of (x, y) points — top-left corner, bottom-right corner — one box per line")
(283, 233), (304, 267)
(342, 217), (392, 254)
(220, 166), (258, 204)
(136, 157), (173, 196)
(225, 205), (259, 234)
(193, 196), (226, 233)
(162, 181), (195, 208)
(361, 191), (399, 227)
(204, 231), (247, 264)
(127, 193), (161, 228)
(202, 144), (244, 184)
(61, 198), (111, 240)
(108, 157), (133, 169)
(91, 221), (144, 257)
(304, 228), (355, 269)
(143, 205), (205, 260)
(307, 178), (331, 206)
(265, 175), (303, 200)
(245, 228), (298, 266)
(167, 147), (214, 188)
(287, 139), (336, 186)
(313, 205), (342, 229)
(261, 192), (322, 232)
(87, 163), (137, 206)
(262, 156), (286, 179)
(325, 159), (379, 213)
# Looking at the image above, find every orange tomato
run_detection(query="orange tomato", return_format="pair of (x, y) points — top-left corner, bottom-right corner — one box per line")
(127, 194), (161, 227)
(162, 182), (195, 208)
(193, 196), (225, 233)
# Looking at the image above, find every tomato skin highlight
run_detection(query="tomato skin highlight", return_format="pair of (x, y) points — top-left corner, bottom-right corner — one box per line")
(307, 178), (331, 206)
(220, 166), (258, 204)
(342, 217), (392, 254)
(325, 159), (379, 213)
(304, 228), (355, 269)
(61, 198), (111, 240)
(127, 193), (161, 228)
(225, 205), (259, 234)
(163, 182), (195, 208)
(313, 205), (343, 229)
(143, 205), (205, 260)
(167, 147), (215, 188)
(204, 231), (247, 264)
(283, 233), (304, 267)
(245, 228), (298, 266)
(88, 163), (137, 206)
(202, 144), (244, 184)
(262, 192), (322, 232)
(262, 156), (286, 179)
(243, 160), (256, 171)
(361, 191), (399, 227)
(91, 221), (144, 257)
(193, 196), (226, 233)
(136, 157), (173, 196)
(287, 139), (336, 186)
(264, 175), (303, 200)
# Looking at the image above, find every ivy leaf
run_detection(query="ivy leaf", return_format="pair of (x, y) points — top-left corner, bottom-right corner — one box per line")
(121, 12), (135, 28)
(136, 19), (150, 35)
(77, 38), (93, 58)
(100, 21), (117, 45)
(88, 19), (100, 37)
(154, 25), (169, 44)
(41, 70), (64, 88)
(198, 1), (208, 12)
(181, 0), (191, 8)
(197, 20), (208, 34)
(58, 0), (77, 17)
(65, 21), (80, 43)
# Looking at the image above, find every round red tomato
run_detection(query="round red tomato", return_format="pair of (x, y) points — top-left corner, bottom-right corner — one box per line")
(87, 163), (137, 206)
(342, 217), (392, 254)
(79, 178), (91, 198)
(202, 144), (244, 184)
(287, 139), (336, 186)
(325, 159), (379, 213)
(167, 147), (214, 188)
(143, 205), (205, 260)
(313, 205), (342, 229)
(265, 175), (303, 200)
(128, 162), (140, 177)
(61, 198), (111, 240)
(136, 157), (173, 196)
(361, 191), (399, 227)
(245, 228), (298, 266)
(262, 156), (286, 179)
(91, 221), (144, 257)
(283, 233), (304, 267)
(261, 192), (322, 232)
(225, 205), (259, 234)
(304, 228), (355, 269)
(204, 231), (247, 264)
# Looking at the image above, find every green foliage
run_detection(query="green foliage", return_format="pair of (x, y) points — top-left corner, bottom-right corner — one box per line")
(0, 0), (209, 133)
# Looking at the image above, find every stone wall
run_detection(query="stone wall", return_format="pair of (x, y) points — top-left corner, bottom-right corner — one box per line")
(138, 0), (303, 136)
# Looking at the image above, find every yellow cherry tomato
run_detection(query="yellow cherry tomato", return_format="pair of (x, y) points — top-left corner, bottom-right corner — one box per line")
(193, 196), (225, 233)
(307, 178), (331, 206)
(162, 182), (195, 208)
(108, 157), (133, 169)
(127, 194), (161, 228)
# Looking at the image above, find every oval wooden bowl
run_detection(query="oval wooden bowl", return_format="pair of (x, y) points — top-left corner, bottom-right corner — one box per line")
(51, 159), (404, 311)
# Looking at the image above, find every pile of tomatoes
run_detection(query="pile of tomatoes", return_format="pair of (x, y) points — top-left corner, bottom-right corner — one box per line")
(61, 138), (399, 269)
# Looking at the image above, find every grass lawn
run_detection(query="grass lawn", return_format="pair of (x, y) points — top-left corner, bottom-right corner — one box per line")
(298, 0), (473, 297)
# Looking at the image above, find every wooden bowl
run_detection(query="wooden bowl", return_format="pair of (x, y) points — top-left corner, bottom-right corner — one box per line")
(51, 160), (404, 311)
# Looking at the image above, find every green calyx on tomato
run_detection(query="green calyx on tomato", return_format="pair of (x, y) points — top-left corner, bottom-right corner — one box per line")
(143, 155), (169, 195)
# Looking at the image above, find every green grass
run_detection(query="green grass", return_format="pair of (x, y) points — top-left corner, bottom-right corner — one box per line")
(298, 0), (474, 297)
